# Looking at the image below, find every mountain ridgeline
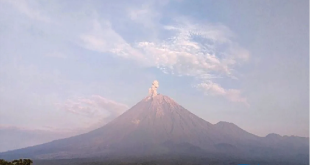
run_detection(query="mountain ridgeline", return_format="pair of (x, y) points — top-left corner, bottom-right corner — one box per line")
(0, 95), (308, 164)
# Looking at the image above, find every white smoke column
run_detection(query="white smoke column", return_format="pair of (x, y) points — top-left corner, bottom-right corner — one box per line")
(148, 80), (159, 97)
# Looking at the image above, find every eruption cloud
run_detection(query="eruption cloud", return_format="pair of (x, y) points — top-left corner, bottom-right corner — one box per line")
(148, 80), (159, 97)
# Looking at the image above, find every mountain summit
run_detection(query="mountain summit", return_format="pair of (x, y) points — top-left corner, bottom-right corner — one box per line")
(0, 81), (308, 163)
(99, 94), (216, 150)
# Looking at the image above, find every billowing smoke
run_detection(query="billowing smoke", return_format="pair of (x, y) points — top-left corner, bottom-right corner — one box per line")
(148, 80), (159, 97)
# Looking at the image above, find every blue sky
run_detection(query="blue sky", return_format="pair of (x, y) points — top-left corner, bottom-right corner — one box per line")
(0, 0), (308, 137)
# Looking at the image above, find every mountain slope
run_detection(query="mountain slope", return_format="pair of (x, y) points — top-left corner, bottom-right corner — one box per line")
(0, 94), (308, 162)
(1, 95), (217, 158)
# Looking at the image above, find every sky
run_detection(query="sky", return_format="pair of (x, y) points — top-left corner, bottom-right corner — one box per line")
(0, 0), (308, 137)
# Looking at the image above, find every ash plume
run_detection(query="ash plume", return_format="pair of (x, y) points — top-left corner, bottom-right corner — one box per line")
(148, 80), (159, 97)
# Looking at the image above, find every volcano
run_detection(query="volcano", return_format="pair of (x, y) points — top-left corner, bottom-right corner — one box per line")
(0, 89), (308, 163)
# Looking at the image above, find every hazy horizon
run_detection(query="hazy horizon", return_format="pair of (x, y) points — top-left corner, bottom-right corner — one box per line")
(0, 0), (308, 152)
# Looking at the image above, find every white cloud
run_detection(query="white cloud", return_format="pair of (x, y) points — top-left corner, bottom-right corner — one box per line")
(60, 95), (128, 118)
(79, 20), (147, 64)
(137, 22), (250, 104)
(3, 0), (51, 23)
(196, 82), (248, 105)
(58, 95), (128, 129)
(137, 22), (249, 77)
(79, 19), (250, 104)
(0, 94), (129, 138)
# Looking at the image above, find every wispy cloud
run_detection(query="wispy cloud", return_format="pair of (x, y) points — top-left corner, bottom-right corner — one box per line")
(79, 20), (146, 63)
(196, 82), (248, 105)
(60, 95), (128, 117)
(80, 18), (249, 103)
(3, 0), (51, 23)
(137, 21), (249, 77)
(79, 18), (249, 104)
(137, 21), (249, 104)
(58, 95), (128, 129)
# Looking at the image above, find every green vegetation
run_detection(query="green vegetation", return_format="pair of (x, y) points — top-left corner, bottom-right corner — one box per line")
(0, 159), (33, 165)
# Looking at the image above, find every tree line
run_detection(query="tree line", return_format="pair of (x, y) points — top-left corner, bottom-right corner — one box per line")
(0, 159), (33, 165)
